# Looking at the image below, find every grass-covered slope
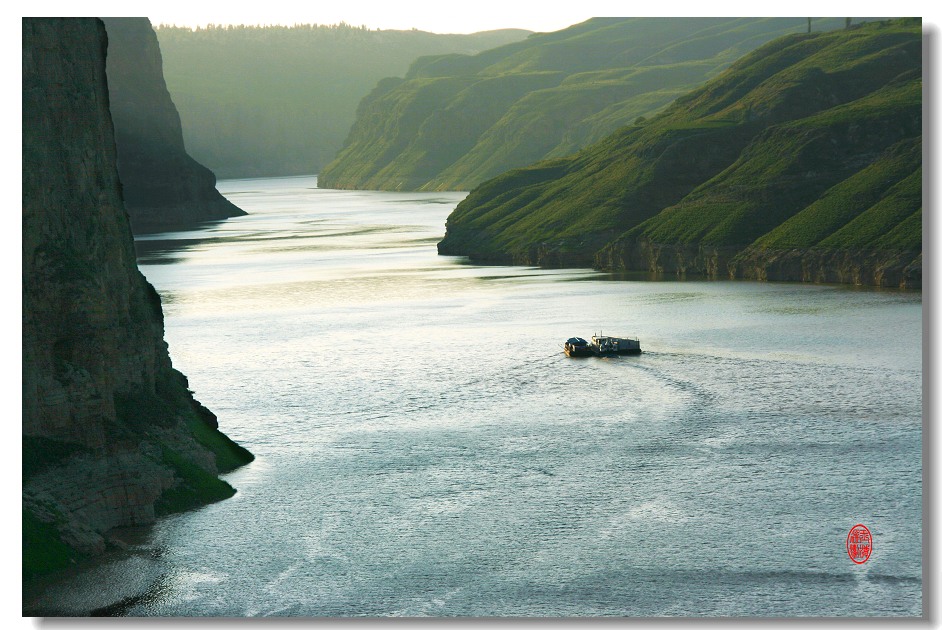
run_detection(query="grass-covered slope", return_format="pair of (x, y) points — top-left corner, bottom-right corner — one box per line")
(155, 24), (529, 178)
(438, 19), (921, 288)
(320, 17), (862, 191)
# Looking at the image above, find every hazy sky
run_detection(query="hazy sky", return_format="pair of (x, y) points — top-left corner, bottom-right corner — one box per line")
(42, 0), (934, 34)
(146, 0), (610, 33)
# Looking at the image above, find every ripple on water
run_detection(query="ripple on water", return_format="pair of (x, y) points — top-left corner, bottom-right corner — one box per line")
(30, 176), (921, 617)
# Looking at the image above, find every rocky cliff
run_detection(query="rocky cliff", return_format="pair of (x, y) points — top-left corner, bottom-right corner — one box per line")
(23, 17), (253, 582)
(100, 17), (245, 233)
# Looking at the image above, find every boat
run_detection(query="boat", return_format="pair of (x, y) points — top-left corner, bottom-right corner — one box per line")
(564, 337), (593, 357)
(590, 334), (641, 356)
(563, 333), (642, 357)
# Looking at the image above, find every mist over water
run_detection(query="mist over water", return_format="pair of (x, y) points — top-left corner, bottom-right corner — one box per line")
(26, 175), (922, 616)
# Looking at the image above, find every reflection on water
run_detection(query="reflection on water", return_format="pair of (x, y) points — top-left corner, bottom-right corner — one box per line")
(133, 237), (210, 264)
(26, 175), (922, 617)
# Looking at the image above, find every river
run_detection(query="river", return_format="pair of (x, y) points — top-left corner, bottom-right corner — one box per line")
(25, 175), (922, 616)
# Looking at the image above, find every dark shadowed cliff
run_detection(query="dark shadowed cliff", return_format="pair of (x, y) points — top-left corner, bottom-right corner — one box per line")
(100, 17), (245, 234)
(438, 19), (921, 288)
(23, 17), (253, 582)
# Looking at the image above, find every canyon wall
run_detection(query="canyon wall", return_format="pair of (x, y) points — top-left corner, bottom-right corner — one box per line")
(23, 17), (252, 580)
(101, 17), (245, 233)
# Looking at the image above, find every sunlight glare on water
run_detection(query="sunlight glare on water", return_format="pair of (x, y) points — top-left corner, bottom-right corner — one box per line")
(26, 175), (922, 617)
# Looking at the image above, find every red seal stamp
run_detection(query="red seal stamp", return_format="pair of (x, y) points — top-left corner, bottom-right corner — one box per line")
(846, 524), (873, 564)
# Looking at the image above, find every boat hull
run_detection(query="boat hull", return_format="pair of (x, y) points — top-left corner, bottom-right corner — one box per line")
(594, 348), (642, 356)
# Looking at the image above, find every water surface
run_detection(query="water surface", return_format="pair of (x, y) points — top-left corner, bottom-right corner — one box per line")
(26, 175), (922, 616)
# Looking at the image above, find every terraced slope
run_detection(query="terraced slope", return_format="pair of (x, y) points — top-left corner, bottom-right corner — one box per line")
(320, 17), (860, 191)
(437, 19), (921, 288)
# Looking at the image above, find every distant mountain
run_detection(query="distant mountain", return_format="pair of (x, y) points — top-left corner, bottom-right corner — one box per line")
(102, 18), (245, 233)
(155, 24), (530, 178)
(438, 19), (921, 288)
(319, 17), (864, 191)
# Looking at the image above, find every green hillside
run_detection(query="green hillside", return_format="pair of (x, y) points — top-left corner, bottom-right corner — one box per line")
(437, 19), (921, 288)
(319, 17), (862, 191)
(155, 24), (529, 178)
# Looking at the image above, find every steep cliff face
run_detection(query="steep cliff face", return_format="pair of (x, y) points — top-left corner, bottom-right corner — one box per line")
(100, 17), (245, 233)
(23, 17), (252, 581)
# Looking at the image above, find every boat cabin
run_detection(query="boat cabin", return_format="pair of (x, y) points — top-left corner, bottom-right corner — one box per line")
(591, 335), (642, 355)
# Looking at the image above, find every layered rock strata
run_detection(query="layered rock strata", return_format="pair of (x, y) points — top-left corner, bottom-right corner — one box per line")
(437, 20), (922, 289)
